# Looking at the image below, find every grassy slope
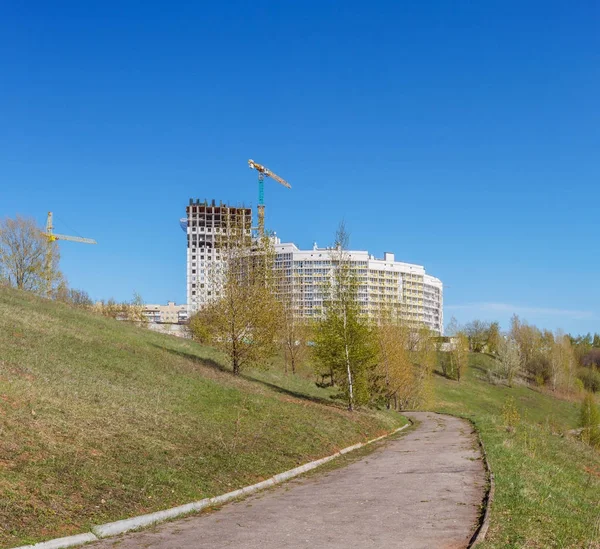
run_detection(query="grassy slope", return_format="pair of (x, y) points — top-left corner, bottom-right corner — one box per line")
(0, 288), (403, 548)
(434, 354), (600, 548)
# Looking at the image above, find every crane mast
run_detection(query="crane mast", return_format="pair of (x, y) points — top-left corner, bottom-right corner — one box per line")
(248, 159), (291, 236)
(41, 212), (97, 295)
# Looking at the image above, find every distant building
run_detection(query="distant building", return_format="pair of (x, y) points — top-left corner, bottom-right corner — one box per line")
(142, 301), (188, 324)
(273, 240), (443, 334)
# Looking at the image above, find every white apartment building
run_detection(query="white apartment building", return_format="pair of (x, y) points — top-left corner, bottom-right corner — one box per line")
(273, 241), (443, 334)
(182, 200), (443, 333)
(184, 199), (252, 314)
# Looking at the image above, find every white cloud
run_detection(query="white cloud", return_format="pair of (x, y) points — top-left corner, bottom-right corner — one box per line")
(445, 302), (593, 320)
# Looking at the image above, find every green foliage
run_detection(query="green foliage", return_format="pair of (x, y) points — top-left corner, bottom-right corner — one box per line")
(434, 353), (600, 547)
(312, 272), (375, 408)
(312, 222), (377, 410)
(577, 366), (600, 393)
(189, 234), (281, 375)
(501, 396), (520, 432)
(580, 392), (600, 448)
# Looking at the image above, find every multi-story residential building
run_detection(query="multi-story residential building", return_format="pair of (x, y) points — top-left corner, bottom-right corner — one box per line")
(273, 241), (443, 334)
(142, 301), (188, 324)
(182, 199), (443, 333)
(184, 199), (252, 314)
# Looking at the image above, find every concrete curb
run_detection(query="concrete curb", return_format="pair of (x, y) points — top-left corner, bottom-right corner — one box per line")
(467, 422), (495, 547)
(12, 422), (410, 549)
(11, 533), (99, 549)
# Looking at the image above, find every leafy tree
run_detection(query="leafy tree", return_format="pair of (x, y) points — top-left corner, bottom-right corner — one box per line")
(510, 315), (543, 376)
(405, 326), (437, 407)
(449, 332), (469, 382)
(312, 222), (375, 410)
(372, 310), (413, 409)
(487, 322), (501, 355)
(0, 215), (62, 296)
(549, 332), (577, 392)
(190, 231), (281, 375)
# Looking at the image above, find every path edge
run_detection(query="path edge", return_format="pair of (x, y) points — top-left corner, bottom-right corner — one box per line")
(11, 422), (411, 549)
(467, 418), (495, 547)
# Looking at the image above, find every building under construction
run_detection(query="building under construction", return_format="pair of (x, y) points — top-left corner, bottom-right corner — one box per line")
(183, 199), (252, 314)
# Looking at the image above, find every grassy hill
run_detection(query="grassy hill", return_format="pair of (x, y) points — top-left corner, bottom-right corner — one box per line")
(0, 288), (403, 548)
(433, 354), (600, 548)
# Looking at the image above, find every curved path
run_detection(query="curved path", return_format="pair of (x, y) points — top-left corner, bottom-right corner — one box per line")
(92, 412), (486, 549)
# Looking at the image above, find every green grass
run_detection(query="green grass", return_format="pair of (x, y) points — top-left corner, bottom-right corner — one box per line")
(0, 287), (404, 548)
(433, 353), (600, 548)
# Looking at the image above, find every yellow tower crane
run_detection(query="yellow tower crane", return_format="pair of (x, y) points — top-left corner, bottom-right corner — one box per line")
(248, 159), (291, 236)
(43, 212), (97, 245)
(41, 211), (97, 293)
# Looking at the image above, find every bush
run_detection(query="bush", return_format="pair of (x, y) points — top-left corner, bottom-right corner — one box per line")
(526, 354), (551, 384)
(578, 367), (600, 393)
(580, 392), (600, 448)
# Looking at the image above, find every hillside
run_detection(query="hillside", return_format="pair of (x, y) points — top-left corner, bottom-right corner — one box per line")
(434, 354), (600, 548)
(0, 288), (403, 548)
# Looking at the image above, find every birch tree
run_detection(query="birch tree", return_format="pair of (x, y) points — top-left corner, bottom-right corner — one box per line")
(312, 222), (375, 411)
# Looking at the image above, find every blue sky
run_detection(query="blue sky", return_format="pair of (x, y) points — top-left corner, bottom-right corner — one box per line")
(1, 1), (598, 334)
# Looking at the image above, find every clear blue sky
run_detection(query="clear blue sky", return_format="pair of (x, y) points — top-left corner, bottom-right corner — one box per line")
(1, 1), (598, 334)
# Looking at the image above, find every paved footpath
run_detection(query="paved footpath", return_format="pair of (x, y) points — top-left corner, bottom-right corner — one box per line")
(92, 412), (486, 549)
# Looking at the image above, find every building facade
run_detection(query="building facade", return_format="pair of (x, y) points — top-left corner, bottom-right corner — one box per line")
(182, 200), (443, 333)
(184, 199), (252, 314)
(142, 301), (188, 324)
(273, 241), (443, 334)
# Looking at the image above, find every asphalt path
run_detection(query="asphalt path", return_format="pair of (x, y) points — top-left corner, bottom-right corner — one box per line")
(91, 412), (486, 549)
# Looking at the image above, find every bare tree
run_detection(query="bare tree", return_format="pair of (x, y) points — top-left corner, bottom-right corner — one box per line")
(0, 215), (62, 295)
(280, 296), (309, 374)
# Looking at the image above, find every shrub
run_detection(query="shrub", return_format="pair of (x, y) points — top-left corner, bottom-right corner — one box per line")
(578, 367), (600, 393)
(580, 392), (600, 448)
(526, 354), (551, 384)
(502, 396), (520, 433)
